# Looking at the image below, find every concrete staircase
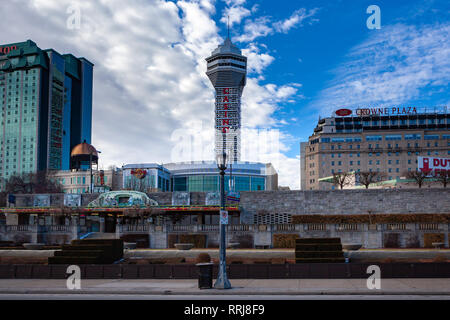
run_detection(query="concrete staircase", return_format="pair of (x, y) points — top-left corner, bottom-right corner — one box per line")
(82, 232), (117, 240)
(295, 238), (345, 263)
(48, 239), (123, 264)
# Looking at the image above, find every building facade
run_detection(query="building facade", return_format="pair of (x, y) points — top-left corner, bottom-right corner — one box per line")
(302, 107), (450, 190)
(166, 161), (277, 192)
(49, 168), (123, 194)
(122, 164), (171, 192)
(206, 38), (247, 162)
(0, 40), (93, 187)
(122, 161), (278, 193)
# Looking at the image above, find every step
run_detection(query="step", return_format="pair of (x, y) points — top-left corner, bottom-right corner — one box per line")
(295, 257), (346, 263)
(295, 251), (344, 259)
(79, 233), (117, 240)
(72, 239), (122, 246)
(295, 238), (341, 244)
(62, 244), (114, 251)
(48, 256), (104, 265)
(54, 250), (104, 257)
(295, 244), (343, 251)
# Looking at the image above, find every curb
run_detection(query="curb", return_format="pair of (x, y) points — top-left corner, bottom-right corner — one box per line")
(1, 289), (450, 296)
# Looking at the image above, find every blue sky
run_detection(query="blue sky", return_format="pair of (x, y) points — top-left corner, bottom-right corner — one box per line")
(211, 0), (450, 161)
(1, 0), (448, 188)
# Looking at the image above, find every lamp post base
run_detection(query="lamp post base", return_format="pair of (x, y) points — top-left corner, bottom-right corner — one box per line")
(213, 269), (231, 289)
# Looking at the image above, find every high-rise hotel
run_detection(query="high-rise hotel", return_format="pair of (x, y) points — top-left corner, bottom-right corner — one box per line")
(301, 107), (450, 190)
(206, 37), (247, 162)
(0, 40), (93, 184)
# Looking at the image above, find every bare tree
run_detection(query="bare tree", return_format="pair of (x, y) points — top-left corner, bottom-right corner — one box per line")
(357, 171), (387, 189)
(332, 172), (353, 190)
(432, 170), (450, 188)
(404, 170), (428, 188)
(3, 171), (62, 194)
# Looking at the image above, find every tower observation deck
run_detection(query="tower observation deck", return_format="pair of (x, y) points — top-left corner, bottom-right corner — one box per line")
(206, 37), (247, 162)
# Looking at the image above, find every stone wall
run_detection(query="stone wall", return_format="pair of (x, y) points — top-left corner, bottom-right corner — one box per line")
(237, 189), (450, 215)
(8, 189), (450, 215)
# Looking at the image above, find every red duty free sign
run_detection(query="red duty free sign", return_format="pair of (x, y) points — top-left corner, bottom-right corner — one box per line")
(418, 156), (450, 174)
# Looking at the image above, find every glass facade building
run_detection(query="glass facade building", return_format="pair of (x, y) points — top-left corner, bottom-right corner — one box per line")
(123, 162), (277, 192)
(0, 40), (93, 186)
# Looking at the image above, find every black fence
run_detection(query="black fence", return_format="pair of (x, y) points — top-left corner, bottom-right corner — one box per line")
(0, 263), (449, 279)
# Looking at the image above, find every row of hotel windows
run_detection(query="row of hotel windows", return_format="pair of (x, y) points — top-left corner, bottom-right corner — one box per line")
(329, 168), (416, 175)
(332, 118), (450, 126)
(317, 150), (448, 160)
(328, 159), (419, 167)
(321, 134), (450, 143)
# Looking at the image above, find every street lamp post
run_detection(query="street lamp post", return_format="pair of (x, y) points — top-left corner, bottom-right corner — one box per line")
(214, 151), (231, 289)
(90, 150), (101, 193)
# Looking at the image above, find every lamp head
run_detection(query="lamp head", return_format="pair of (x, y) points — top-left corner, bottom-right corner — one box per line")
(216, 151), (228, 169)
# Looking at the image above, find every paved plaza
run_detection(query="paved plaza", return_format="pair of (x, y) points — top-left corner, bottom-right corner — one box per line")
(0, 278), (449, 296)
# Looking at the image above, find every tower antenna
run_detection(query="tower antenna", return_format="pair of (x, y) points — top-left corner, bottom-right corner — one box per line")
(227, 15), (230, 39)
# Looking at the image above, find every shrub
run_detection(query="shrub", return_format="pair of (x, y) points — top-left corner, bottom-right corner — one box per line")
(273, 234), (299, 248)
(381, 257), (396, 263)
(432, 255), (447, 263)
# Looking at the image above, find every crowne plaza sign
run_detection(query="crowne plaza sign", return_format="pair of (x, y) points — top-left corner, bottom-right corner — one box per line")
(335, 107), (419, 117)
(356, 107), (418, 116)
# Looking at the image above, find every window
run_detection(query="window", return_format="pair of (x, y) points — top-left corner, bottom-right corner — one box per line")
(385, 135), (402, 141)
(366, 135), (382, 141)
(405, 134), (421, 140)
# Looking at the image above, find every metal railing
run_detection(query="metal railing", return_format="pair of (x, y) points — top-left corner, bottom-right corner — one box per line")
(45, 225), (72, 232)
(227, 225), (250, 232)
(336, 223), (359, 231)
(272, 224), (296, 232)
(418, 223), (440, 231)
(201, 225), (219, 232)
(305, 224), (327, 231)
(168, 225), (195, 232)
(386, 223), (407, 231)
(120, 224), (149, 232)
(6, 225), (32, 232)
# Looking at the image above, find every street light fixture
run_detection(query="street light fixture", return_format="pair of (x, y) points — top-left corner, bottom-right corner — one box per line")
(214, 151), (231, 289)
(90, 150), (101, 193)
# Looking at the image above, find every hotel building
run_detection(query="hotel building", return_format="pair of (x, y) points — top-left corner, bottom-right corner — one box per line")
(0, 40), (93, 186)
(301, 107), (450, 190)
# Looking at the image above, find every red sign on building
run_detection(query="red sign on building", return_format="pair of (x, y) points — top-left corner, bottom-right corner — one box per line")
(0, 45), (17, 55)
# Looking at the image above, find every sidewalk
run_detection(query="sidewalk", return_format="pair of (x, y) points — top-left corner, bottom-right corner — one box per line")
(0, 278), (449, 295)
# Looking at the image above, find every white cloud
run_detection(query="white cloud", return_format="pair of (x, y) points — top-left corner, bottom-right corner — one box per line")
(311, 23), (450, 114)
(273, 8), (319, 33)
(241, 43), (274, 74)
(0, 0), (302, 189)
(234, 16), (273, 42)
(234, 7), (319, 43)
(220, 4), (251, 27)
